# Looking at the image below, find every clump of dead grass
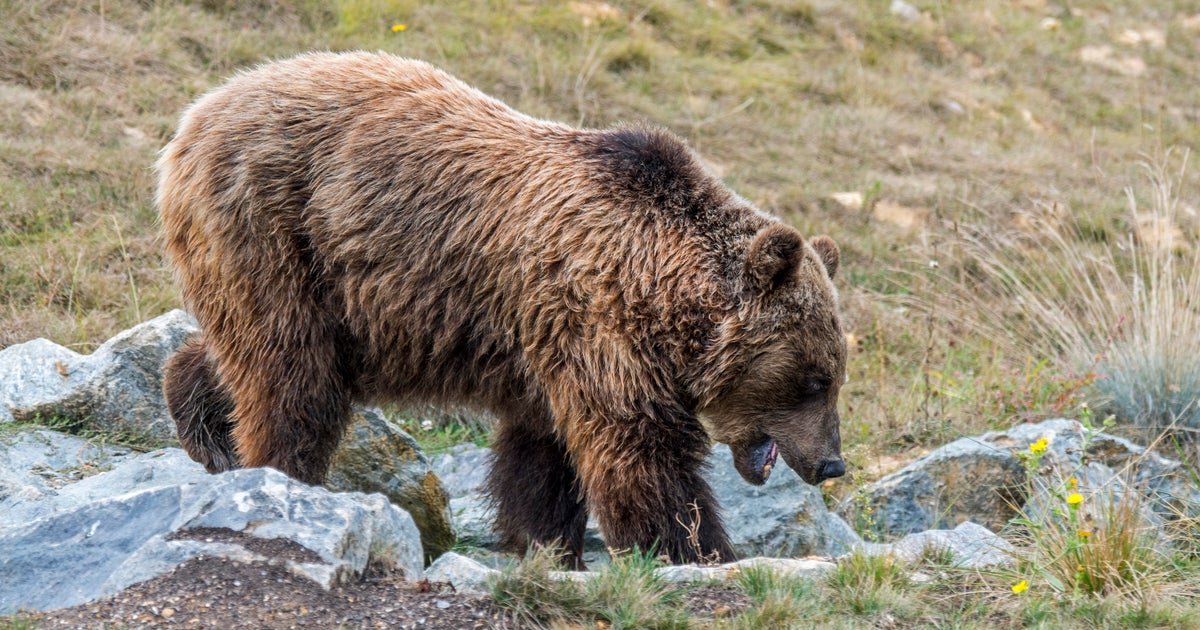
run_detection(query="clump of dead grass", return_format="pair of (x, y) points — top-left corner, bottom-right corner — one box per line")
(942, 152), (1200, 436)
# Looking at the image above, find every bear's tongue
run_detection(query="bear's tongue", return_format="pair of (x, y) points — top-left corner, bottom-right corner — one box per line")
(732, 436), (779, 485)
(759, 439), (778, 481)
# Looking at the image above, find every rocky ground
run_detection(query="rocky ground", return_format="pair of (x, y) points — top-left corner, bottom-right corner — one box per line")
(3, 313), (1198, 628)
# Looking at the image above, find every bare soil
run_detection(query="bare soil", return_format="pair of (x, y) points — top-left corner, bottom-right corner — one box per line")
(32, 556), (505, 629)
(28, 556), (750, 629)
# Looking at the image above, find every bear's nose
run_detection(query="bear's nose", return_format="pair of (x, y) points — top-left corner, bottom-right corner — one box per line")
(818, 458), (846, 481)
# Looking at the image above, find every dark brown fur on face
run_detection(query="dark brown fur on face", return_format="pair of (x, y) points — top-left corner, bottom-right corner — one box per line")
(157, 52), (846, 567)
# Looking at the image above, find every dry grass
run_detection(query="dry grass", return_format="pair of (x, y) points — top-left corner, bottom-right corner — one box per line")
(939, 153), (1200, 436)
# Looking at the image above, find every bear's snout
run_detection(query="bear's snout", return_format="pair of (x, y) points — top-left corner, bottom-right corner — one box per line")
(816, 458), (846, 481)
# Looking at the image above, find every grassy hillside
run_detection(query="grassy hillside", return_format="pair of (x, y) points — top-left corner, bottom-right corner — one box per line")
(6, 0), (1198, 454)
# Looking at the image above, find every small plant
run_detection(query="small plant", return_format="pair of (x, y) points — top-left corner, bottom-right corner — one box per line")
(584, 548), (689, 630)
(732, 566), (817, 629)
(490, 545), (587, 627)
(826, 551), (913, 617)
(491, 546), (689, 629)
(1005, 413), (1174, 603)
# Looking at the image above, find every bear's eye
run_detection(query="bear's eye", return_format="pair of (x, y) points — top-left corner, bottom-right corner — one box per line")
(797, 379), (829, 401)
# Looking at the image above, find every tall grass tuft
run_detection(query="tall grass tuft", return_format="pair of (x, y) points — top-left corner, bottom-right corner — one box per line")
(942, 153), (1200, 435)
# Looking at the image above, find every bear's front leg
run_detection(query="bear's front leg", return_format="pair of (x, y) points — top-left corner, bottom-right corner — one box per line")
(571, 420), (735, 564)
(487, 419), (589, 569)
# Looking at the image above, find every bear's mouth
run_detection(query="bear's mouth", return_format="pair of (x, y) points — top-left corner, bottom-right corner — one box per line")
(731, 436), (778, 485)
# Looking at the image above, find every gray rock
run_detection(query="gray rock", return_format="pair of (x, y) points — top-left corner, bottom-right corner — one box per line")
(656, 557), (836, 584)
(840, 419), (1200, 540)
(0, 429), (133, 505)
(428, 550), (836, 594)
(426, 551), (499, 593)
(430, 443), (492, 498)
(890, 0), (920, 22)
(4, 310), (197, 442)
(0, 339), (82, 424)
(449, 493), (498, 547)
(1, 448), (200, 525)
(838, 437), (1025, 537)
(0, 437), (424, 613)
(327, 407), (455, 561)
(857, 522), (1015, 568)
(708, 445), (863, 558)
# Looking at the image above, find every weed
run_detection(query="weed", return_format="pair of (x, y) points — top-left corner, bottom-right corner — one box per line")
(490, 546), (688, 629)
(998, 408), (1200, 617)
(826, 551), (915, 618)
(490, 546), (587, 627)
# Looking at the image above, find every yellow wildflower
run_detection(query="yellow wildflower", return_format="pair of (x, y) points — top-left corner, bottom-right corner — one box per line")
(1077, 530), (1091, 539)
(1012, 579), (1029, 594)
(1068, 477), (1078, 489)
(1067, 493), (1084, 506)
(391, 22), (408, 32)
(1029, 438), (1049, 454)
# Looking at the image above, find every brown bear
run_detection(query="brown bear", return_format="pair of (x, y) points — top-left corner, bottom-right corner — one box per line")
(158, 52), (847, 567)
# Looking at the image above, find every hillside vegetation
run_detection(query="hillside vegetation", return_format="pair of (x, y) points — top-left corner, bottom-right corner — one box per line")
(2, 1), (1199, 625)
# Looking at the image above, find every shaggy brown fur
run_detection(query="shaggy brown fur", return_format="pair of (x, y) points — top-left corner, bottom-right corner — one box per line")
(158, 52), (847, 566)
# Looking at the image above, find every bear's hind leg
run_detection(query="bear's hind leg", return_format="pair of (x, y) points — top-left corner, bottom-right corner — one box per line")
(163, 337), (239, 473)
(209, 305), (356, 486)
(487, 419), (589, 569)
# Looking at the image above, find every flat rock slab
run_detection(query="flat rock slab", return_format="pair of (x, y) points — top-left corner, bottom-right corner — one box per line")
(426, 551), (837, 594)
(855, 522), (1014, 568)
(0, 442), (423, 614)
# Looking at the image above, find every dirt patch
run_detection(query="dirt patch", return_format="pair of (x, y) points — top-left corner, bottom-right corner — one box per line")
(680, 584), (752, 619)
(33, 556), (508, 629)
(167, 527), (324, 565)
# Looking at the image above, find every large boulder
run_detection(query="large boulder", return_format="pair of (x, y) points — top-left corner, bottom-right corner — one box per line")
(0, 432), (424, 614)
(839, 418), (1200, 539)
(707, 445), (863, 557)
(432, 443), (863, 559)
(0, 310), (197, 442)
(326, 407), (455, 562)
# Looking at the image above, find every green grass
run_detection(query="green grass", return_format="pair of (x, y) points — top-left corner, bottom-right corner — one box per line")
(0, 615), (38, 630)
(3, 0), (1198, 457)
(3, 414), (169, 452)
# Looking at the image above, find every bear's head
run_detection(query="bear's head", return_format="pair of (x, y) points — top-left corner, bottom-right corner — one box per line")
(697, 224), (847, 487)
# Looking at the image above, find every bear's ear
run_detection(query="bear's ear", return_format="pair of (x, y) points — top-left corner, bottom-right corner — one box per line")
(811, 235), (839, 278)
(745, 224), (804, 293)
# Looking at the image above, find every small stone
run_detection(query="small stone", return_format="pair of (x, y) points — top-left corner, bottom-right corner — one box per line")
(890, 0), (920, 22)
(872, 200), (930, 232)
(161, 608), (175, 618)
(435, 599), (450, 610)
(829, 191), (864, 210)
(937, 99), (966, 116)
